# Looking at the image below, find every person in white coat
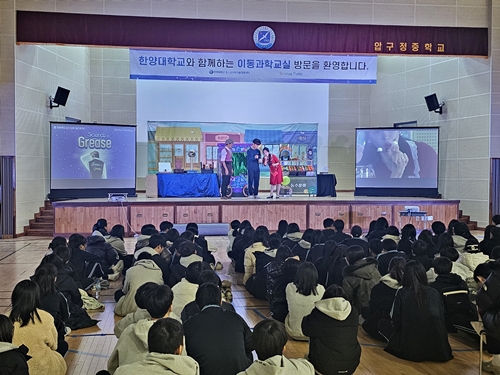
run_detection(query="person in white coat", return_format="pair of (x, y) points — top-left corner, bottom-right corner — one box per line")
(285, 262), (325, 340)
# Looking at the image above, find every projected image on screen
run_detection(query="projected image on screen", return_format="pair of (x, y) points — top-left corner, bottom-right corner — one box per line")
(50, 123), (136, 195)
(355, 127), (438, 190)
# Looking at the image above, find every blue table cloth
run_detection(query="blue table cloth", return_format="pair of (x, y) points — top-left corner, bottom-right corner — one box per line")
(157, 173), (220, 197)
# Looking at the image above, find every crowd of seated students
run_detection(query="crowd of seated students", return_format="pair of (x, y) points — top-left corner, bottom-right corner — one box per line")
(6, 215), (500, 375)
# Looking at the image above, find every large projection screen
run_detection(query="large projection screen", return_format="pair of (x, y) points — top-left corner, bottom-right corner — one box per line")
(49, 122), (137, 199)
(355, 127), (439, 197)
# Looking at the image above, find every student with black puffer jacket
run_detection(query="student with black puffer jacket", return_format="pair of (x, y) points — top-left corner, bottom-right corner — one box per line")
(267, 248), (301, 323)
(39, 253), (98, 330)
(362, 257), (406, 341)
(246, 236), (279, 300)
(86, 233), (119, 277)
(0, 314), (30, 375)
(476, 261), (500, 373)
(342, 246), (381, 316)
(68, 234), (105, 289)
(314, 242), (348, 288)
(302, 285), (361, 375)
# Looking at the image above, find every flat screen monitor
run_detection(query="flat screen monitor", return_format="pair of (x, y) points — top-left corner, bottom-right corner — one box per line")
(49, 122), (137, 199)
(355, 127), (439, 197)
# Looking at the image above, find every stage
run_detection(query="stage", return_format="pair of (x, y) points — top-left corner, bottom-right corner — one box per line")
(52, 193), (459, 237)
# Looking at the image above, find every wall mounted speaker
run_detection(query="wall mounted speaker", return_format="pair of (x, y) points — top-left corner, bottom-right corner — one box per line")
(424, 93), (444, 114)
(53, 87), (70, 106)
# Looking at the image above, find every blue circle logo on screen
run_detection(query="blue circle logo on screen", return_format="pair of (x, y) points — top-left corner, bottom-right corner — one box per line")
(254, 26), (275, 50)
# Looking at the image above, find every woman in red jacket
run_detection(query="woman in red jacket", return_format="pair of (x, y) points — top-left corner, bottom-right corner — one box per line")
(263, 147), (283, 199)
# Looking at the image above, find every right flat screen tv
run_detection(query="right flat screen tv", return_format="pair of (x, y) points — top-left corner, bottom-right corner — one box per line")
(355, 127), (439, 197)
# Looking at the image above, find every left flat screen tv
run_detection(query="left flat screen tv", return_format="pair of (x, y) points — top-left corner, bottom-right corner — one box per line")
(49, 122), (137, 199)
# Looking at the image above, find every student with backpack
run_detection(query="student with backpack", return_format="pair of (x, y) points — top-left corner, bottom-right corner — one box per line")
(429, 257), (477, 332)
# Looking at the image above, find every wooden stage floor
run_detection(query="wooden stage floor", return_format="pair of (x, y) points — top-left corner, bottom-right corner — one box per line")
(52, 192), (460, 236)
(0, 235), (487, 375)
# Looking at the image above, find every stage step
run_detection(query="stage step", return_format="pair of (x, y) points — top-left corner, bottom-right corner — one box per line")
(25, 200), (54, 237)
(458, 210), (477, 231)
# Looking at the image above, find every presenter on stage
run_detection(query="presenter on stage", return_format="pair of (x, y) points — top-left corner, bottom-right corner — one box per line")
(246, 138), (262, 198)
(357, 130), (437, 179)
(80, 150), (107, 179)
(220, 138), (234, 199)
(263, 147), (283, 199)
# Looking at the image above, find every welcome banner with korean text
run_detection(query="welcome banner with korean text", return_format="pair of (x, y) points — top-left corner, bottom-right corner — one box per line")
(130, 50), (377, 84)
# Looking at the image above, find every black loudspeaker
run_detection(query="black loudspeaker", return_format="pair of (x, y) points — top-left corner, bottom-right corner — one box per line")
(53, 87), (70, 106)
(424, 93), (440, 112)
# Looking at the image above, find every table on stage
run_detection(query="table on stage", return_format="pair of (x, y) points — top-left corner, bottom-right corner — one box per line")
(316, 174), (337, 197)
(157, 173), (220, 198)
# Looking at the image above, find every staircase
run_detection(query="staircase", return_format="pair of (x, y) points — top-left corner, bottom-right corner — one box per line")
(24, 201), (54, 237)
(458, 210), (478, 231)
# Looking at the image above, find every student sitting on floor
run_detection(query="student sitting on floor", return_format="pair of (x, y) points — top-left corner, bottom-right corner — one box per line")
(108, 284), (176, 374)
(114, 253), (163, 317)
(114, 282), (158, 338)
(230, 225), (255, 274)
(436, 247), (475, 288)
(243, 228), (270, 285)
(476, 261), (500, 373)
(113, 318), (199, 375)
(429, 257), (477, 332)
(184, 283), (253, 375)
(40, 252), (98, 330)
(379, 261), (453, 362)
(171, 262), (208, 317)
(169, 241), (204, 287)
(227, 220), (241, 254)
(285, 262), (325, 341)
(67, 233), (105, 290)
(186, 223), (217, 265)
(245, 235), (279, 300)
(133, 225), (159, 259)
(0, 314), (30, 375)
(314, 242), (348, 289)
(342, 246), (381, 316)
(86, 231), (121, 281)
(291, 229), (313, 262)
(458, 238), (489, 273)
(268, 254), (302, 323)
(281, 223), (303, 252)
(181, 270), (236, 323)
(376, 239), (407, 276)
(302, 285), (361, 375)
(10, 280), (67, 375)
(237, 319), (314, 375)
(362, 257), (406, 341)
(410, 240), (433, 271)
(305, 230), (325, 264)
(32, 264), (70, 344)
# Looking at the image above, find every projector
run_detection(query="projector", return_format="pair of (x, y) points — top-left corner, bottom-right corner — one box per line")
(108, 193), (128, 202)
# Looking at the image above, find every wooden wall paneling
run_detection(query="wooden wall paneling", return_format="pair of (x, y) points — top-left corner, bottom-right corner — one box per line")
(393, 203), (458, 231)
(350, 204), (392, 231)
(54, 206), (128, 235)
(129, 205), (175, 234)
(221, 204), (307, 231)
(175, 205), (220, 224)
(307, 204), (350, 230)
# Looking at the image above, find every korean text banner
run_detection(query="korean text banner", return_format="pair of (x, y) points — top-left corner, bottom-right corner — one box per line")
(130, 50), (377, 84)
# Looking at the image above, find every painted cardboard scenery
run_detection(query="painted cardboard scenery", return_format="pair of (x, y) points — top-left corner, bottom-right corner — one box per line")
(148, 121), (318, 195)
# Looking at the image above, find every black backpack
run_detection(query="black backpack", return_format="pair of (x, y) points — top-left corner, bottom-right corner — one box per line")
(441, 287), (478, 333)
